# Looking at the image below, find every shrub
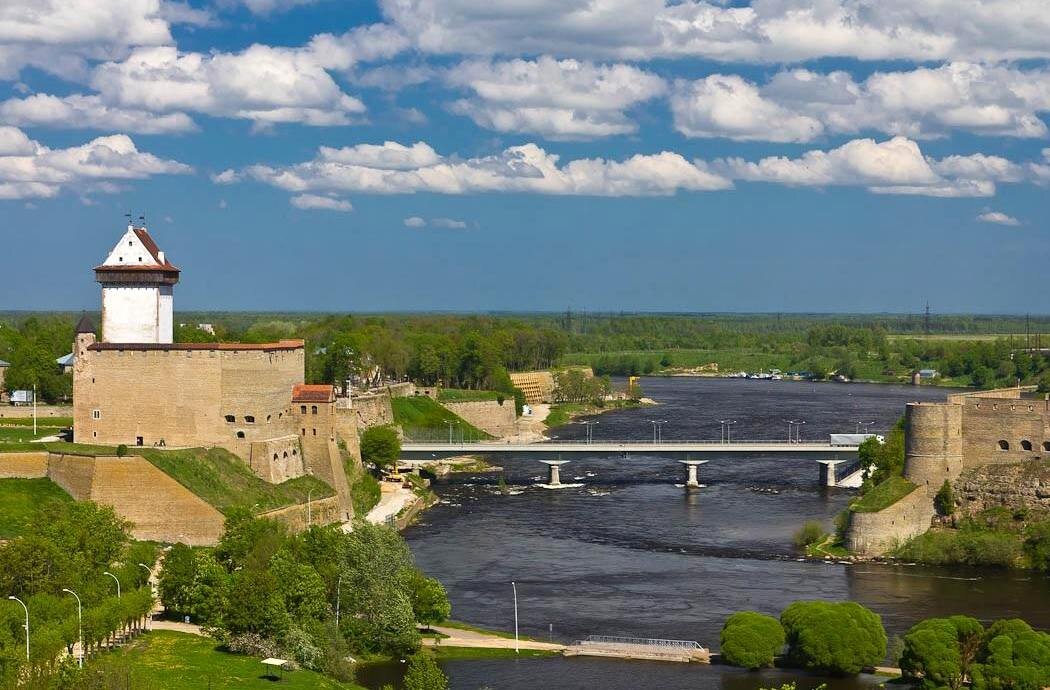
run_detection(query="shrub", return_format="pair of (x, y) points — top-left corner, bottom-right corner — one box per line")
(116, 444), (128, 458)
(901, 616), (984, 690)
(360, 426), (400, 470)
(781, 601), (887, 675)
(934, 480), (955, 517)
(1024, 521), (1050, 571)
(403, 652), (448, 690)
(720, 611), (785, 669)
(793, 521), (826, 549)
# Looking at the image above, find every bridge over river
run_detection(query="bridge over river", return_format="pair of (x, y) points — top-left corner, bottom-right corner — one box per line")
(400, 440), (864, 487)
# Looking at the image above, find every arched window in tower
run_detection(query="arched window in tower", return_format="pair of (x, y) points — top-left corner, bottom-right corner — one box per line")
(224, 414), (235, 423)
(998, 439), (1010, 451)
(236, 431), (245, 439)
(1043, 441), (1050, 452)
(245, 415), (255, 424)
(1021, 439), (1033, 451)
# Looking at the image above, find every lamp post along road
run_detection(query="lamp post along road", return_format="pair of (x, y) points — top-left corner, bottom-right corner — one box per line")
(511, 581), (519, 654)
(62, 588), (82, 668)
(8, 596), (28, 661)
(103, 571), (121, 598)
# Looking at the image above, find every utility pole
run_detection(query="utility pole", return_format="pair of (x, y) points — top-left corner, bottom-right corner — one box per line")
(924, 301), (931, 336)
(511, 582), (519, 654)
(32, 383), (37, 436)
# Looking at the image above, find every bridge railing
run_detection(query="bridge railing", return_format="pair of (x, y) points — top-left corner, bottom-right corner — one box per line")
(401, 438), (849, 447)
(580, 635), (704, 650)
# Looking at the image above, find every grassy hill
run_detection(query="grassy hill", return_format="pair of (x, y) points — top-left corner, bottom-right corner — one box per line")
(0, 443), (334, 516)
(0, 477), (72, 539)
(391, 396), (494, 441)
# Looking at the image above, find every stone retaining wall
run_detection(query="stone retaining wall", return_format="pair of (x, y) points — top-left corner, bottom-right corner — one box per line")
(846, 488), (935, 557)
(441, 399), (517, 437)
(350, 392), (394, 428)
(956, 460), (1050, 515)
(0, 451), (49, 478)
(259, 495), (343, 532)
(0, 406), (72, 419)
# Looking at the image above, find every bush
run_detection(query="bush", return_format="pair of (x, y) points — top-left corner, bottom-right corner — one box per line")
(720, 611), (785, 669)
(360, 426), (400, 469)
(935, 480), (955, 517)
(116, 444), (128, 457)
(793, 521), (826, 549)
(901, 616), (984, 690)
(895, 529), (1022, 568)
(403, 653), (448, 690)
(781, 601), (887, 675)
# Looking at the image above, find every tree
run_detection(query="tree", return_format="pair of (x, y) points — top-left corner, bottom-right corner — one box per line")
(408, 570), (451, 630)
(159, 543), (196, 617)
(1023, 522), (1050, 571)
(360, 426), (401, 470)
(934, 480), (955, 517)
(860, 418), (905, 486)
(403, 652), (448, 690)
(781, 601), (887, 675)
(970, 619), (1050, 690)
(901, 616), (984, 690)
(720, 611), (785, 669)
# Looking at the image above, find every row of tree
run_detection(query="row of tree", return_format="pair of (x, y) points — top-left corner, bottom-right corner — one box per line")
(720, 602), (1050, 689)
(0, 501), (157, 686)
(157, 509), (450, 681)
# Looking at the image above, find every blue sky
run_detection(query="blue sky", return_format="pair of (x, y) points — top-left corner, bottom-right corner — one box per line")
(0, 0), (1048, 313)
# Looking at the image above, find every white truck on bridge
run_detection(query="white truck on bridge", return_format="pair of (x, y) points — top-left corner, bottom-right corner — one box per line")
(829, 433), (883, 447)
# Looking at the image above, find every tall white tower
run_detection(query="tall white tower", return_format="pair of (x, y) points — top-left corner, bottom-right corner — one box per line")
(95, 224), (180, 344)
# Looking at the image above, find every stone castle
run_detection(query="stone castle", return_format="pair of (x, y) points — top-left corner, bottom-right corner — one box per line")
(847, 385), (1050, 556)
(72, 224), (359, 522)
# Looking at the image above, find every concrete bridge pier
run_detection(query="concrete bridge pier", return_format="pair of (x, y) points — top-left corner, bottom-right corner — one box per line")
(679, 459), (709, 490)
(817, 460), (844, 487)
(540, 460), (570, 487)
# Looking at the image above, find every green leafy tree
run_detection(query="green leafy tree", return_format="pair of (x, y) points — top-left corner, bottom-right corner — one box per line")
(781, 601), (887, 675)
(1023, 522), (1050, 571)
(158, 543), (196, 617)
(720, 611), (785, 669)
(408, 570), (451, 630)
(901, 616), (984, 690)
(403, 653), (448, 690)
(860, 418), (906, 486)
(971, 619), (1050, 690)
(934, 480), (955, 517)
(360, 425), (401, 470)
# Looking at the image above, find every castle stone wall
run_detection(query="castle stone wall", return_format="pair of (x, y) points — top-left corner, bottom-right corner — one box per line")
(259, 495), (343, 532)
(904, 401), (964, 493)
(958, 397), (1048, 468)
(350, 392), (394, 428)
(956, 461), (1050, 515)
(248, 435), (304, 483)
(0, 406), (73, 420)
(846, 488), (934, 557)
(441, 399), (517, 437)
(0, 452), (49, 478)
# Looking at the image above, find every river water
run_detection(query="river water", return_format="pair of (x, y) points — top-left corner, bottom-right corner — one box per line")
(359, 378), (1050, 689)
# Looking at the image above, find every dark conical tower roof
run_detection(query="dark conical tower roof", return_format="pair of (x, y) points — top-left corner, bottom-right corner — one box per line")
(75, 314), (96, 334)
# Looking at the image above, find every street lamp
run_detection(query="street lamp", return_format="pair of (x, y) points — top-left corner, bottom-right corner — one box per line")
(511, 581), (519, 654)
(103, 571), (121, 599)
(724, 420), (737, 443)
(580, 420), (598, 444)
(61, 588), (82, 668)
(8, 596), (28, 661)
(444, 419), (458, 444)
(794, 420), (806, 442)
(648, 420), (667, 443)
(854, 420), (875, 434)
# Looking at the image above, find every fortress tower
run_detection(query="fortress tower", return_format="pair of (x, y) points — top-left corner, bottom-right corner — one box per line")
(95, 224), (179, 344)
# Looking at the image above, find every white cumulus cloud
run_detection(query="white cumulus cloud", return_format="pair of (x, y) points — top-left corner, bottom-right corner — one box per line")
(977, 211), (1020, 226)
(403, 216), (426, 227)
(0, 93), (196, 133)
(446, 56), (666, 139)
(0, 126), (190, 200)
(290, 193), (353, 211)
(431, 217), (467, 228)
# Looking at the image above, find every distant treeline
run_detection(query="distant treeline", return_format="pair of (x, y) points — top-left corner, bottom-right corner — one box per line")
(3, 312), (1050, 403)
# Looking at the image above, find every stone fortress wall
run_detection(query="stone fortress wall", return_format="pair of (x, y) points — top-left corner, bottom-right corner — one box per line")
(847, 385), (1050, 556)
(440, 399), (517, 437)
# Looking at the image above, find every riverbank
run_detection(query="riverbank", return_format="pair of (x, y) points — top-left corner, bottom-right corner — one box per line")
(544, 398), (655, 429)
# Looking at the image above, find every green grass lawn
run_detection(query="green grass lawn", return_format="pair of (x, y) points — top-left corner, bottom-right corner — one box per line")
(0, 416), (73, 427)
(0, 427), (62, 442)
(436, 388), (501, 403)
(850, 476), (918, 513)
(0, 477), (72, 539)
(95, 630), (362, 689)
(392, 396), (493, 441)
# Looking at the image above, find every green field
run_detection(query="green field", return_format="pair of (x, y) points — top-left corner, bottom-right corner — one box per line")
(0, 477), (72, 539)
(0, 416), (73, 427)
(850, 476), (918, 513)
(94, 630), (362, 689)
(0, 427), (63, 442)
(436, 388), (501, 402)
(391, 396), (493, 441)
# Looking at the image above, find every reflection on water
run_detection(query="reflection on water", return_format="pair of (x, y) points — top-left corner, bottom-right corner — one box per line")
(369, 378), (1050, 689)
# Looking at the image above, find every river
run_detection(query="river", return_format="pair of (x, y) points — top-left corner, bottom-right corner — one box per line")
(358, 378), (1050, 689)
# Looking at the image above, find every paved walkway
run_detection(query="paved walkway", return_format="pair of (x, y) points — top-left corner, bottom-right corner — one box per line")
(422, 625), (565, 652)
(150, 619), (206, 636)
